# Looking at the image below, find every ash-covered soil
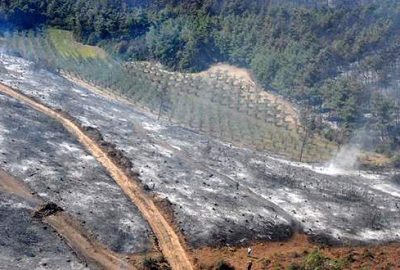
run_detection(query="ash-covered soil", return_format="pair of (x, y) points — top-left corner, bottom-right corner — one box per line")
(0, 191), (88, 270)
(0, 90), (153, 254)
(1, 54), (400, 247)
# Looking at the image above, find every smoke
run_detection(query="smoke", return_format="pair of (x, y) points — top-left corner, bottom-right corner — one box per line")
(0, 27), (10, 54)
(328, 144), (361, 172)
(327, 129), (371, 173)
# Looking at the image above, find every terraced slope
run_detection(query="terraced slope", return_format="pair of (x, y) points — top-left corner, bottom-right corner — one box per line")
(1, 29), (335, 161)
(1, 54), (400, 253)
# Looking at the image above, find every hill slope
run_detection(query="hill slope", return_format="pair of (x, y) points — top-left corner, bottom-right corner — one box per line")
(1, 0), (399, 163)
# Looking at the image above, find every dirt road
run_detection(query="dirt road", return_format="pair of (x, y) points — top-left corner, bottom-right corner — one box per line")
(45, 213), (132, 270)
(0, 168), (134, 270)
(0, 83), (194, 270)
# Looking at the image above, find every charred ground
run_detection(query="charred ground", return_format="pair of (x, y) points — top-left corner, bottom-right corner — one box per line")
(1, 54), (399, 251)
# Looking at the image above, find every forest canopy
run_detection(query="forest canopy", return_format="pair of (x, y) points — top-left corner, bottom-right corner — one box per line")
(1, 0), (399, 158)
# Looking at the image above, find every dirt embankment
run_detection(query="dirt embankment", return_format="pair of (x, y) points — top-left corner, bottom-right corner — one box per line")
(0, 168), (135, 270)
(0, 83), (194, 270)
(193, 233), (400, 269)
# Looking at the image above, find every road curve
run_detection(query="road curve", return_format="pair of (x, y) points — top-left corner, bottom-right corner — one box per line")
(0, 83), (194, 270)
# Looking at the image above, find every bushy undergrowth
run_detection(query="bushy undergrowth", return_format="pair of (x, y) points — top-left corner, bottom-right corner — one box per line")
(288, 249), (349, 270)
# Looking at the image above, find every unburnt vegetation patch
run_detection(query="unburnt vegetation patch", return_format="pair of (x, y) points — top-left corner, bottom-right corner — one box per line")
(1, 30), (335, 162)
(2, 54), (400, 249)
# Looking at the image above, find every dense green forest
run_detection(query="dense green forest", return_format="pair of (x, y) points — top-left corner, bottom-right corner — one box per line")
(1, 0), (399, 161)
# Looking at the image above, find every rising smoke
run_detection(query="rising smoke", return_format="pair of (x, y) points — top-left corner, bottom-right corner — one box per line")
(327, 129), (371, 173)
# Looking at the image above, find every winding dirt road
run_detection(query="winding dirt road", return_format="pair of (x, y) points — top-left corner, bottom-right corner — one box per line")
(0, 83), (194, 270)
(0, 168), (134, 270)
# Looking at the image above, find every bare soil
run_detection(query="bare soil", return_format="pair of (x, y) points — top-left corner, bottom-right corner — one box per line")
(199, 64), (255, 84)
(44, 212), (134, 270)
(198, 63), (300, 127)
(192, 233), (400, 269)
(24, 67), (400, 247)
(2, 56), (400, 270)
(0, 169), (39, 204)
(0, 168), (136, 269)
(0, 87), (153, 255)
(0, 82), (194, 270)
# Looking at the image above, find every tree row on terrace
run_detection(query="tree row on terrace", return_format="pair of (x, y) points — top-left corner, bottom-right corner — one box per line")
(1, 0), (399, 160)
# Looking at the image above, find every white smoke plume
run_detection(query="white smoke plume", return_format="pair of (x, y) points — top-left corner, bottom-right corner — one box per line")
(327, 129), (370, 174)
